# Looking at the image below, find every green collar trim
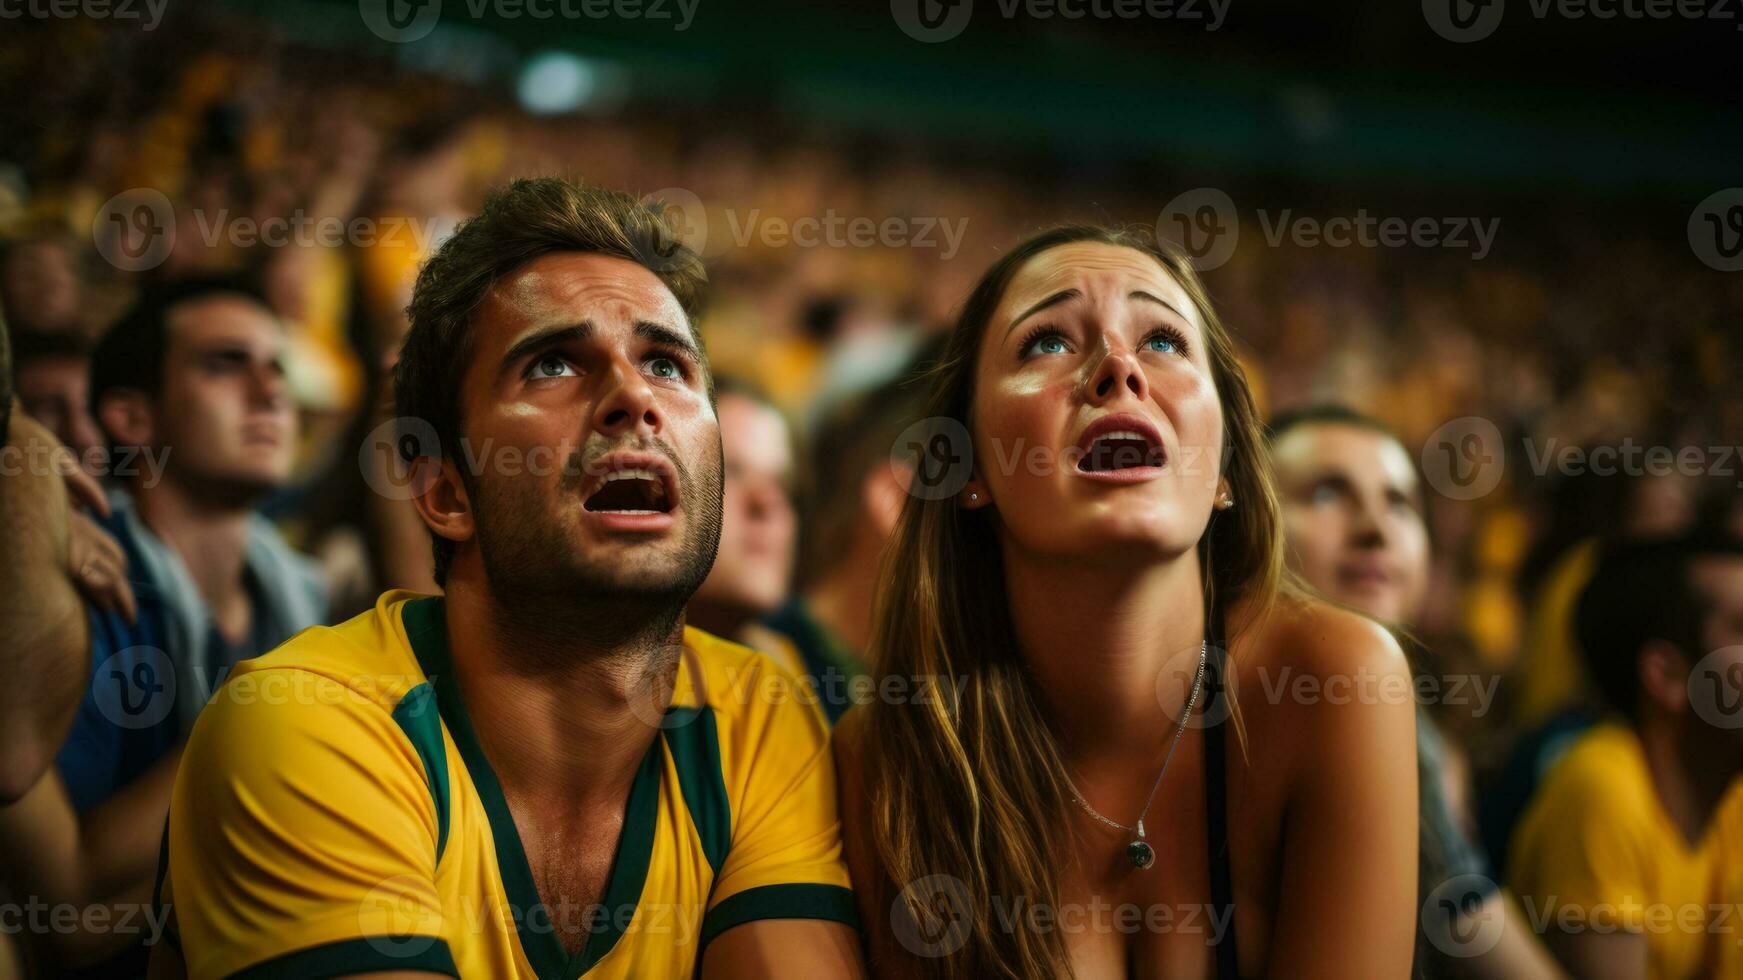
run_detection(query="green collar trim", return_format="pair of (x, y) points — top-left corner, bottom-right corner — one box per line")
(401, 597), (662, 979)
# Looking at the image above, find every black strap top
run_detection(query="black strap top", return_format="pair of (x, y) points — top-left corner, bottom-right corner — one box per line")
(1203, 598), (1241, 980)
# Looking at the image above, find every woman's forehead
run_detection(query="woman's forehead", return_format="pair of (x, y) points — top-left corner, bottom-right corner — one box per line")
(997, 241), (1199, 327)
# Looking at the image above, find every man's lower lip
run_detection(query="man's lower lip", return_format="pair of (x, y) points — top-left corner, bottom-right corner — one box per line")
(584, 510), (678, 532)
(1073, 465), (1166, 484)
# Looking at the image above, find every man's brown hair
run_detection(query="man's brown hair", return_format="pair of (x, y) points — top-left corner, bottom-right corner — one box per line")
(393, 177), (709, 583)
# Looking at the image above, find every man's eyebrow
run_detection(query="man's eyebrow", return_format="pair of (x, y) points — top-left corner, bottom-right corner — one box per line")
(499, 323), (592, 375)
(636, 321), (702, 362)
(1003, 289), (1080, 338)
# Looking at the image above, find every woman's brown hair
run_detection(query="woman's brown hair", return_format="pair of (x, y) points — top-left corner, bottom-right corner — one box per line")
(860, 225), (1286, 978)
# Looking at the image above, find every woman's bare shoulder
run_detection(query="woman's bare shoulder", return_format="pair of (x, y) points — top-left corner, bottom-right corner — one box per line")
(1230, 591), (1410, 683)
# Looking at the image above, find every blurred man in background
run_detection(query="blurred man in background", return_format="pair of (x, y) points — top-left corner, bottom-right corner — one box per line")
(0, 278), (327, 973)
(749, 368), (932, 725)
(8, 329), (103, 465)
(686, 377), (801, 645)
(1270, 405), (1563, 979)
(1508, 535), (1743, 980)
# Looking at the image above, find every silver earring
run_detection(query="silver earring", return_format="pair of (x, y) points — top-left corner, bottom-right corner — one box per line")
(1216, 494), (1234, 510)
(967, 492), (979, 502)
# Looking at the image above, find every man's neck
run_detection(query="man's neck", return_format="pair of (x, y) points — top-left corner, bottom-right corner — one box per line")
(134, 476), (254, 638)
(442, 576), (686, 804)
(1638, 712), (1733, 846)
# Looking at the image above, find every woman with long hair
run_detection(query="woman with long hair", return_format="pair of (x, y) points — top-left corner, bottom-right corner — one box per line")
(835, 226), (1418, 978)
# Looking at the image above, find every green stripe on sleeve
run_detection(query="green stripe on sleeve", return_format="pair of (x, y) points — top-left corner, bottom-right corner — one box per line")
(698, 883), (859, 955)
(225, 936), (459, 979)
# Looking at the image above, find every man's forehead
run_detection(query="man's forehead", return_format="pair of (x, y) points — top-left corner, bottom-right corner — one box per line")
(1279, 424), (1417, 486)
(485, 252), (690, 338)
(167, 295), (282, 347)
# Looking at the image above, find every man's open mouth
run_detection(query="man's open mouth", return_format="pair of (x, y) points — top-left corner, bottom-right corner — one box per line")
(1075, 415), (1167, 473)
(582, 454), (678, 514)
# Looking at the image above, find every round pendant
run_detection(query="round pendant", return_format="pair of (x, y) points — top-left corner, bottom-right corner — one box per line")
(1126, 840), (1155, 869)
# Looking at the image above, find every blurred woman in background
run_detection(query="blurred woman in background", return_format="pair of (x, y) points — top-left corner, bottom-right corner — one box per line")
(836, 226), (1418, 978)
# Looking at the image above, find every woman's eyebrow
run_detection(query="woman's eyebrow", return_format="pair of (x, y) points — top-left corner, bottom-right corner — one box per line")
(1003, 289), (1079, 338)
(1129, 290), (1186, 321)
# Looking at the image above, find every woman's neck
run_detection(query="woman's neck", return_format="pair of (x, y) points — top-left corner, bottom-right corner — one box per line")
(1004, 544), (1207, 764)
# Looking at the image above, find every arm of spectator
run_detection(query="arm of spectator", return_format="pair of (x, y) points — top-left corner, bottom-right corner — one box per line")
(1455, 890), (1568, 980)
(0, 405), (94, 801)
(1544, 929), (1646, 980)
(1262, 609), (1420, 979)
(0, 751), (179, 967)
(161, 667), (456, 979)
(699, 659), (864, 979)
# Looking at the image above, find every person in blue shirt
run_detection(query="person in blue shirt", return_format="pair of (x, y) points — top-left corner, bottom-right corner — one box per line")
(0, 277), (326, 975)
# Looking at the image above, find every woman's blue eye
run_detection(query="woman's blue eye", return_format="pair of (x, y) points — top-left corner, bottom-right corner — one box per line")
(1145, 334), (1181, 354)
(1022, 332), (1070, 357)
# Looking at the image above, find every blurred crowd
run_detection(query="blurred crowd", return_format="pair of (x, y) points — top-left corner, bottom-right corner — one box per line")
(2, 6), (1741, 978)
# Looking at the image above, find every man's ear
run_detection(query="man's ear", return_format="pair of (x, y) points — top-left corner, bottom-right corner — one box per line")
(97, 389), (155, 449)
(1639, 639), (1692, 716)
(408, 456), (475, 548)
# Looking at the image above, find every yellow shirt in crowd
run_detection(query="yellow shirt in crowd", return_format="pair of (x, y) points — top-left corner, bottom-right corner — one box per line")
(1507, 723), (1743, 979)
(157, 591), (856, 978)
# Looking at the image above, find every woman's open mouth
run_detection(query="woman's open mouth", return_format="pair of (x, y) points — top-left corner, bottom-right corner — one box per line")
(1073, 413), (1167, 480)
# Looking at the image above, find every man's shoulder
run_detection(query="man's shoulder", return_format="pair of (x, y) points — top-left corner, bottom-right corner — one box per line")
(220, 591), (435, 714)
(682, 625), (828, 735)
(1523, 722), (1656, 830)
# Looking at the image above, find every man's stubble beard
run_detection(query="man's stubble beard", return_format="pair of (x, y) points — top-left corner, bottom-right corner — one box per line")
(472, 439), (725, 652)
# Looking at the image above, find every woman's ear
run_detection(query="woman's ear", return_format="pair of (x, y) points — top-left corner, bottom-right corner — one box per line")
(960, 477), (992, 509)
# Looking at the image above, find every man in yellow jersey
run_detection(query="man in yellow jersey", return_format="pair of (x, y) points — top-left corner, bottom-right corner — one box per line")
(1508, 534), (1743, 979)
(152, 178), (865, 979)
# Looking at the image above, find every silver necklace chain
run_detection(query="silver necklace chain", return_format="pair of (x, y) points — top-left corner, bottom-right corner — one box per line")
(1062, 642), (1208, 838)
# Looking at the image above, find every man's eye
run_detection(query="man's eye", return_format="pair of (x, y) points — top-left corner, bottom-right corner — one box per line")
(1310, 484), (1340, 506)
(532, 355), (574, 379)
(648, 357), (682, 380)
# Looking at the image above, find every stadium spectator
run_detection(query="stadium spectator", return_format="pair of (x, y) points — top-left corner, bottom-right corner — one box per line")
(0, 278), (328, 972)
(686, 377), (800, 645)
(154, 178), (862, 978)
(1507, 535), (1743, 979)
(1270, 404), (1562, 979)
(838, 227), (1419, 977)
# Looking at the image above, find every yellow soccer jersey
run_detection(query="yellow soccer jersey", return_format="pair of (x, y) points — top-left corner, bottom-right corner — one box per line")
(1507, 722), (1743, 979)
(156, 591), (856, 978)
